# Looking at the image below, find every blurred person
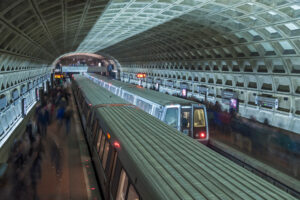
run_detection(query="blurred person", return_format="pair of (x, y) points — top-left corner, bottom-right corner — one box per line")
(49, 138), (62, 178)
(56, 104), (65, 129)
(30, 153), (42, 200)
(64, 105), (73, 134)
(37, 105), (49, 137)
(46, 100), (54, 124)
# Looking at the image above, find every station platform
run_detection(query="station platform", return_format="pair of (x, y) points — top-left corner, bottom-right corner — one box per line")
(0, 82), (299, 199)
(0, 87), (101, 200)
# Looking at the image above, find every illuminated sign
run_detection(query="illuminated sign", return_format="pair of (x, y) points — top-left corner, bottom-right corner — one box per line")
(182, 88), (187, 97)
(230, 99), (238, 109)
(55, 74), (63, 79)
(222, 90), (237, 99)
(136, 73), (146, 78)
(155, 83), (159, 91)
(255, 96), (278, 109)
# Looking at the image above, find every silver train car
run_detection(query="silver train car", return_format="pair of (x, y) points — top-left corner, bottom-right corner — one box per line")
(85, 73), (209, 144)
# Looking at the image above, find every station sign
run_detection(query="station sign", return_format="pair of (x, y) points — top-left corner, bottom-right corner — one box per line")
(197, 85), (209, 94)
(222, 90), (238, 99)
(165, 80), (174, 87)
(222, 90), (239, 110)
(255, 96), (278, 109)
(62, 66), (88, 73)
(180, 82), (188, 89)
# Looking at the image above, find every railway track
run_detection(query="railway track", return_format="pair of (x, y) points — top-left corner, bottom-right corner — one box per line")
(208, 141), (300, 199)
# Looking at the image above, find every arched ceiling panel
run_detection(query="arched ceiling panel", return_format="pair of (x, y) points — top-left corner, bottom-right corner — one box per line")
(0, 0), (109, 62)
(98, 1), (300, 72)
(0, 0), (298, 71)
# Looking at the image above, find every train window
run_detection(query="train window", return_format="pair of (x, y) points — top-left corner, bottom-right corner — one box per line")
(111, 159), (122, 199)
(154, 108), (162, 118)
(181, 110), (191, 128)
(99, 136), (106, 159)
(96, 129), (103, 152)
(102, 141), (110, 168)
(164, 108), (178, 129)
(116, 170), (129, 200)
(194, 109), (206, 127)
(84, 105), (89, 119)
(92, 121), (98, 138)
(87, 111), (92, 127)
(127, 185), (139, 200)
(110, 152), (118, 182)
(105, 148), (114, 176)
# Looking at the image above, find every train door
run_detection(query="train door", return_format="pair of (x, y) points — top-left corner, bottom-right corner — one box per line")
(180, 106), (192, 136)
(191, 104), (209, 143)
(162, 105), (180, 131)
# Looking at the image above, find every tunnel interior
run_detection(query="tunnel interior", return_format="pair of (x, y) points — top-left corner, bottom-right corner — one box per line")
(0, 0), (299, 134)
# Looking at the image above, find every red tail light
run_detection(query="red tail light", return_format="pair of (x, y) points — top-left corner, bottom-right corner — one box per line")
(113, 141), (120, 148)
(199, 132), (206, 139)
(195, 132), (206, 139)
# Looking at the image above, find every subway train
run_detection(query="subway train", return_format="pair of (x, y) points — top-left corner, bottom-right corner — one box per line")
(72, 74), (295, 200)
(84, 73), (209, 144)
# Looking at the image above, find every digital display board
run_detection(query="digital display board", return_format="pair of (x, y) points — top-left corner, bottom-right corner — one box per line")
(54, 74), (64, 79)
(230, 99), (238, 109)
(182, 88), (187, 98)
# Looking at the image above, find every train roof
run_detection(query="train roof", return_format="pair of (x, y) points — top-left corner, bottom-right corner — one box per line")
(88, 73), (195, 106)
(95, 105), (295, 200)
(88, 73), (136, 88)
(73, 75), (128, 105)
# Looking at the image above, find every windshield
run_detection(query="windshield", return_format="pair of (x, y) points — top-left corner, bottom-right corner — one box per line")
(164, 108), (178, 129)
(194, 109), (206, 128)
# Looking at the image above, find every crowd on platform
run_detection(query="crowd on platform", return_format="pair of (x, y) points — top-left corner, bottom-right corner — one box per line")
(1, 79), (73, 200)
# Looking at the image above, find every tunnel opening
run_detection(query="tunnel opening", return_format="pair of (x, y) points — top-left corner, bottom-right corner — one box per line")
(52, 53), (120, 79)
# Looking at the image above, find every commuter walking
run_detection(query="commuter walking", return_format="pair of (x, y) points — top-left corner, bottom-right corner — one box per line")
(37, 105), (49, 137)
(30, 152), (42, 200)
(56, 105), (65, 129)
(49, 138), (62, 178)
(64, 105), (73, 135)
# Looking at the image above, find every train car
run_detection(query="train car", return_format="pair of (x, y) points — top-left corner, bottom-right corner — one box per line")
(85, 73), (209, 144)
(72, 75), (296, 200)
